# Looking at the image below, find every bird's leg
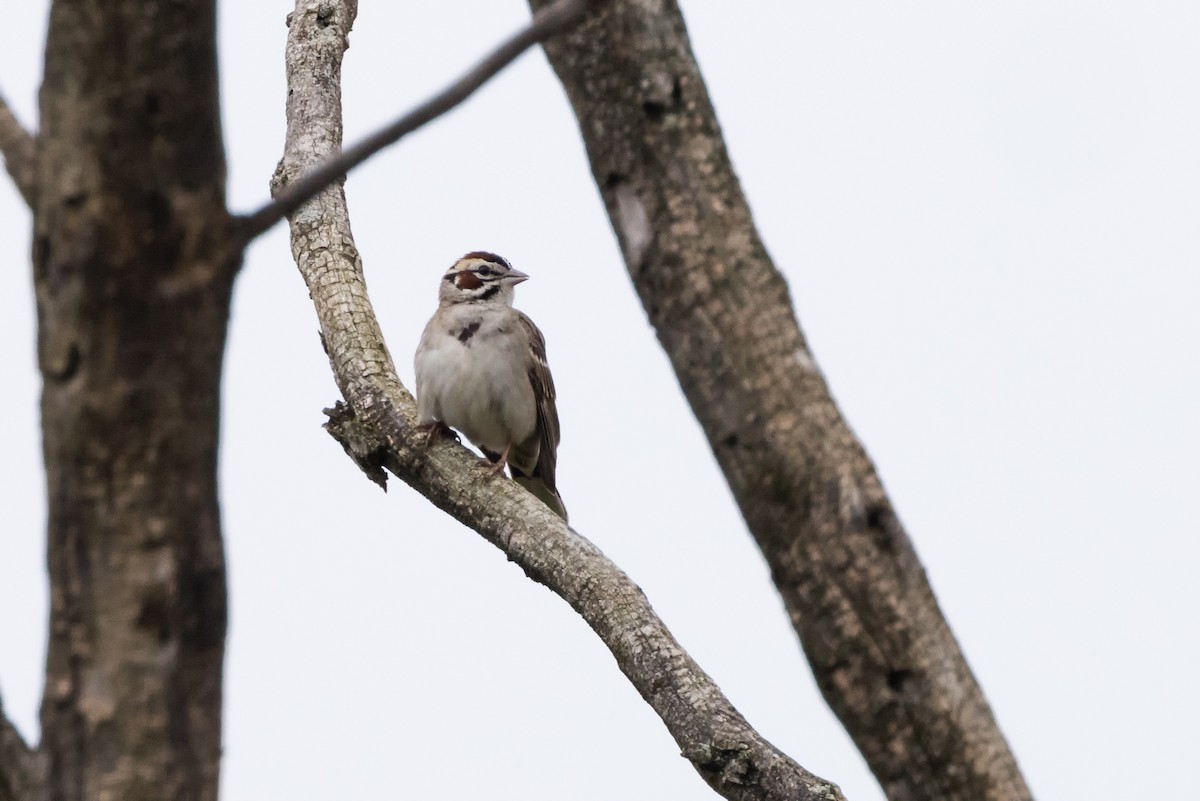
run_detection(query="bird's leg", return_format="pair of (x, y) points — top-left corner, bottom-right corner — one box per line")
(485, 442), (512, 476)
(417, 420), (455, 448)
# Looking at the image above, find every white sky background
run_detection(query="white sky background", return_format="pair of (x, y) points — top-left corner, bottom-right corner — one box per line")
(2, 1), (1198, 799)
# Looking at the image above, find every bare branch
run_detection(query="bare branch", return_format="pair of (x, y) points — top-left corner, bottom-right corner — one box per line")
(276, 3), (844, 799)
(0, 694), (39, 801)
(0, 92), (36, 207)
(529, 1), (1032, 799)
(236, 0), (592, 246)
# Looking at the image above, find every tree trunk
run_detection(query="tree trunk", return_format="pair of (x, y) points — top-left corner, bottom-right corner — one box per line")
(32, 1), (236, 799)
(528, 1), (1032, 799)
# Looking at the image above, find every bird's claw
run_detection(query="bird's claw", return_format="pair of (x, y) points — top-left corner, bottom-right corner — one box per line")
(417, 420), (456, 448)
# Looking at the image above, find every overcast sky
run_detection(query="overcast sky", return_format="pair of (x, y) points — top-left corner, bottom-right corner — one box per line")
(2, 2), (1198, 800)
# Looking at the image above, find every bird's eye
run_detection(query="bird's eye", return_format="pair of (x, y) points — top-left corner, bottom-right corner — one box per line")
(475, 266), (495, 278)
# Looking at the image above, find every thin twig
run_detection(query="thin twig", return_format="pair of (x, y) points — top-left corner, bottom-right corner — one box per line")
(235, 0), (592, 246)
(0, 92), (36, 208)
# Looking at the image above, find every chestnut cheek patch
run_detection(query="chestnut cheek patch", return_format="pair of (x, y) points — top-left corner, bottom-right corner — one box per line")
(456, 271), (484, 290)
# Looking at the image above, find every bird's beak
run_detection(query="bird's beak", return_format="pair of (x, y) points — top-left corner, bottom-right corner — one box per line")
(506, 269), (530, 285)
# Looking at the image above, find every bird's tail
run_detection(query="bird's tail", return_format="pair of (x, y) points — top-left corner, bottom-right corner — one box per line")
(512, 475), (568, 522)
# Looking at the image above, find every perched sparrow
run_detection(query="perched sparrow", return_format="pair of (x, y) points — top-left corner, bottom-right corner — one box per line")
(414, 251), (567, 521)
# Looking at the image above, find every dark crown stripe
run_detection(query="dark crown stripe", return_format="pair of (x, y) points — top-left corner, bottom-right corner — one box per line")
(460, 250), (511, 269)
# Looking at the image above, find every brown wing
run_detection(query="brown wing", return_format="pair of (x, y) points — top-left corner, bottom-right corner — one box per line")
(517, 311), (560, 492)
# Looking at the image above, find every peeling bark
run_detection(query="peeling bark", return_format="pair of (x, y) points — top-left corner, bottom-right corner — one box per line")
(31, 1), (237, 800)
(528, 1), (1032, 799)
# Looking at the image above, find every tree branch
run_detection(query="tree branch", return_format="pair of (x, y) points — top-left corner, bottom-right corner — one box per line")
(236, 0), (593, 246)
(528, 2), (1033, 800)
(276, 3), (844, 800)
(0, 694), (39, 801)
(0, 92), (36, 207)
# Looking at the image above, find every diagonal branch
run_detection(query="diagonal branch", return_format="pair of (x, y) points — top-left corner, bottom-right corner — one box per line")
(275, 3), (844, 800)
(236, 0), (593, 246)
(0, 92), (36, 208)
(0, 694), (39, 801)
(529, 1), (1032, 800)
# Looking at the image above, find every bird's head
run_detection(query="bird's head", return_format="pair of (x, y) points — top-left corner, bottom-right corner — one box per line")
(439, 251), (529, 306)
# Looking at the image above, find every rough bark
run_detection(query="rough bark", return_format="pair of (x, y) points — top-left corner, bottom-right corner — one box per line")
(29, 1), (237, 800)
(528, 2), (1032, 799)
(275, 3), (842, 800)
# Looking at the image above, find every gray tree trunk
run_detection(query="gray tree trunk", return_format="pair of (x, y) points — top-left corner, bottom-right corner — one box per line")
(29, 1), (236, 799)
(527, 1), (1032, 799)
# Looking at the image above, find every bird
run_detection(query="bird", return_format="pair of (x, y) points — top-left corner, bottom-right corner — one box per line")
(414, 251), (567, 521)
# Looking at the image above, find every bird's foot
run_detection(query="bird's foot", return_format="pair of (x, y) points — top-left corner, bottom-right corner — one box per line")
(417, 420), (456, 448)
(482, 442), (512, 477)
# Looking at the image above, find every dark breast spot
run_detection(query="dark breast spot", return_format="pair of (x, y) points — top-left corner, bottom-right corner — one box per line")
(457, 321), (482, 344)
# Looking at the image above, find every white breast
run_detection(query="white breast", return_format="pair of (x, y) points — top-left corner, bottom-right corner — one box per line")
(414, 306), (537, 455)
